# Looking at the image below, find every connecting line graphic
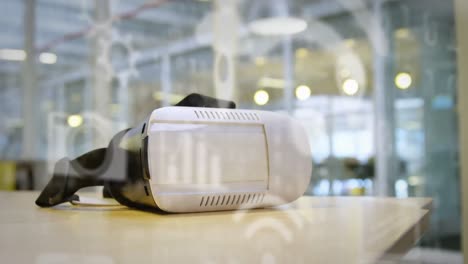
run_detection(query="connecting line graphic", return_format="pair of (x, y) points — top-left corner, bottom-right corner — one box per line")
(36, 0), (168, 54)
(89, 25), (140, 84)
(84, 0), (139, 84)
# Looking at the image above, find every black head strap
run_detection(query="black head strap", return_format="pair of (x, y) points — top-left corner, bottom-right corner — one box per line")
(36, 93), (236, 207)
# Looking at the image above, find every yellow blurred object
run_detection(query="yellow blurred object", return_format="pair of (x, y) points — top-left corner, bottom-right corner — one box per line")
(350, 187), (365, 196)
(295, 48), (309, 59)
(0, 161), (16, 190)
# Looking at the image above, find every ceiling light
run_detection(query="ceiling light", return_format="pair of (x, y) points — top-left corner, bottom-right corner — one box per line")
(257, 77), (285, 89)
(342, 79), (359, 96)
(295, 85), (311, 101)
(0, 49), (26, 61)
(67, 115), (83, 128)
(39, 52), (57, 64)
(254, 90), (269, 105)
(395, 72), (412, 89)
(249, 17), (307, 36)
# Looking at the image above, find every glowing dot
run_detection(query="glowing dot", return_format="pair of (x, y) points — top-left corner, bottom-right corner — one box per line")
(254, 90), (269, 105)
(295, 48), (309, 59)
(39, 52), (57, 64)
(295, 85), (311, 101)
(342, 79), (359, 96)
(343, 38), (355, 48)
(395, 72), (412, 89)
(395, 28), (411, 39)
(67, 115), (83, 128)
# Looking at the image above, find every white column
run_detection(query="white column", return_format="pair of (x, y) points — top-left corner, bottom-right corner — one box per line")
(90, 0), (111, 147)
(282, 36), (294, 114)
(213, 0), (239, 101)
(372, 0), (396, 197)
(161, 55), (172, 107)
(21, 0), (37, 160)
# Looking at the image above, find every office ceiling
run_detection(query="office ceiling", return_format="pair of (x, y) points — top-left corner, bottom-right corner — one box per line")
(0, 0), (425, 113)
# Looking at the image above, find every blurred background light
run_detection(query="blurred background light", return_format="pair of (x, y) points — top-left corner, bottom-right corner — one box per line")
(395, 72), (412, 89)
(249, 17), (307, 36)
(257, 77), (285, 89)
(343, 38), (356, 48)
(408, 175), (424, 186)
(39, 52), (57, 64)
(395, 179), (409, 198)
(342, 78), (359, 96)
(295, 85), (311, 100)
(395, 28), (411, 39)
(0, 49), (26, 61)
(295, 48), (309, 59)
(152, 91), (185, 104)
(248, 0), (306, 36)
(67, 115), (83, 128)
(254, 90), (269, 105)
(313, 179), (330, 196)
(254, 56), (266, 66)
(332, 180), (343, 195)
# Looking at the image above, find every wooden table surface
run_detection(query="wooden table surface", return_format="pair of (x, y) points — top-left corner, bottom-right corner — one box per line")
(0, 191), (431, 264)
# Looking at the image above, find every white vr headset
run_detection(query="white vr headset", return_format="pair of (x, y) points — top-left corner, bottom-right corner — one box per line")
(36, 94), (312, 213)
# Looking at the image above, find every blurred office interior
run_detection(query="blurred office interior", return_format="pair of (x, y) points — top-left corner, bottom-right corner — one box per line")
(0, 0), (465, 262)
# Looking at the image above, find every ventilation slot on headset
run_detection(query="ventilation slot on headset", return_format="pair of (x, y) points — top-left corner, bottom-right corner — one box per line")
(193, 110), (260, 122)
(200, 193), (265, 207)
